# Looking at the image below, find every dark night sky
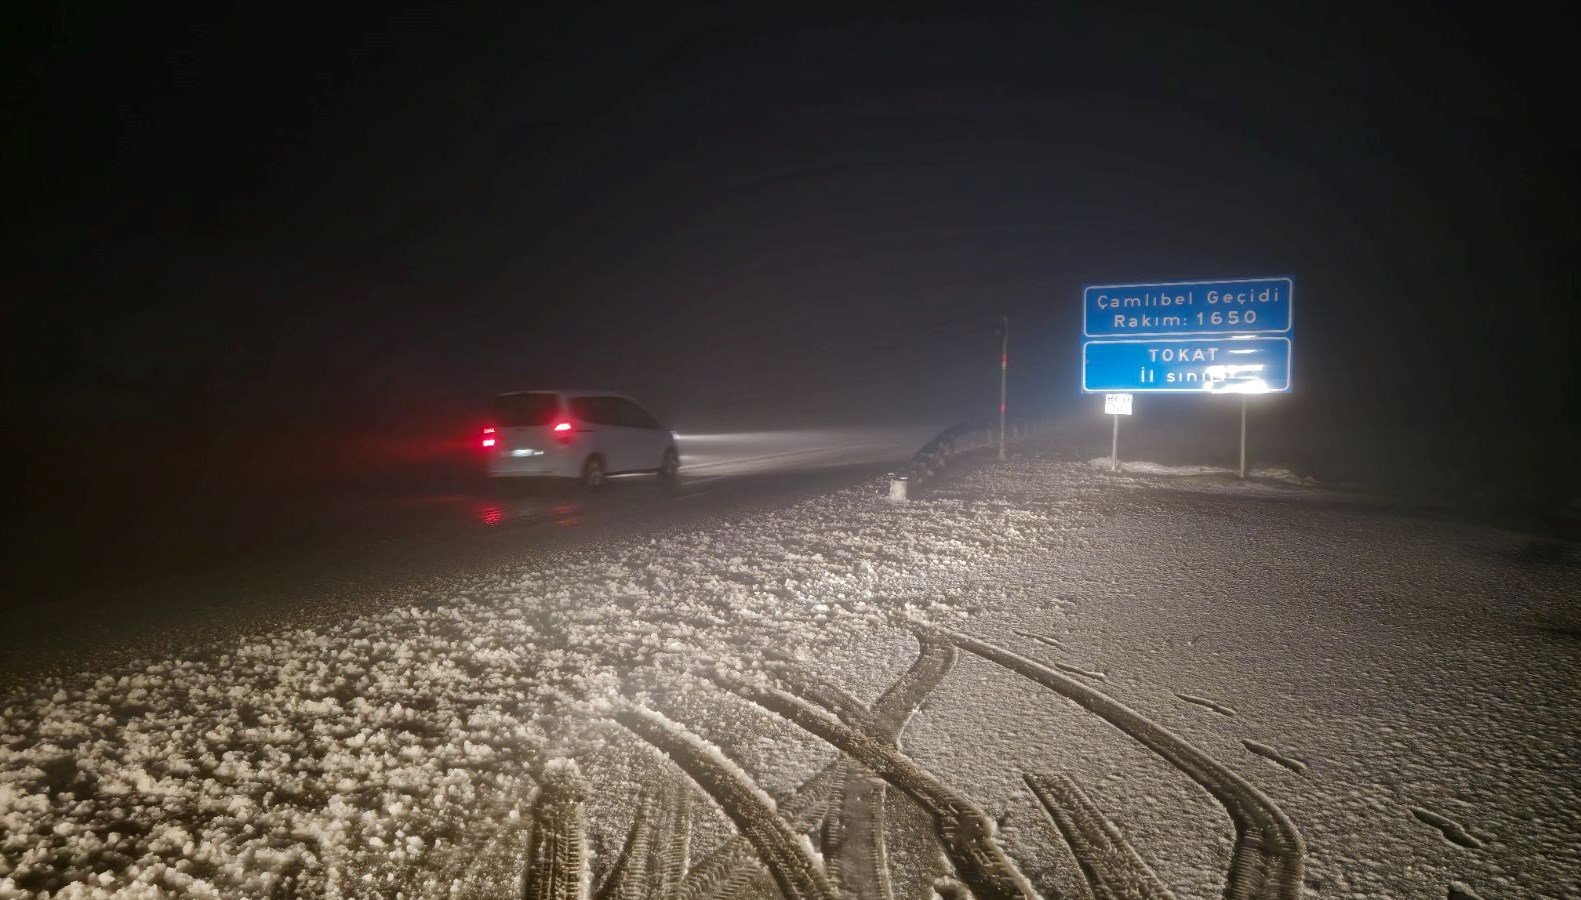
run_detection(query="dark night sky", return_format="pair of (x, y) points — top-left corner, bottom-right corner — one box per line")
(4, 2), (1578, 447)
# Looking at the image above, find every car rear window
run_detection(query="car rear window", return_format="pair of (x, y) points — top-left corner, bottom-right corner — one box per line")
(614, 398), (659, 429)
(491, 393), (561, 426)
(568, 396), (622, 426)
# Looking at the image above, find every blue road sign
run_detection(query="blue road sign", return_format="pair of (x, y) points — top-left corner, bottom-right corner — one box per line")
(1084, 277), (1293, 338)
(1081, 277), (1294, 393)
(1082, 337), (1292, 394)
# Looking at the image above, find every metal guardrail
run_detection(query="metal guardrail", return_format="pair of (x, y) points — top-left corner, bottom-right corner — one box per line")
(890, 418), (1047, 500)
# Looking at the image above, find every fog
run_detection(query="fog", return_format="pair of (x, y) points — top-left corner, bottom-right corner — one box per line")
(4, 3), (1577, 615)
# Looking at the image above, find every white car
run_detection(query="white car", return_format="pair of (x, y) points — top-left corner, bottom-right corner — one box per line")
(482, 390), (679, 486)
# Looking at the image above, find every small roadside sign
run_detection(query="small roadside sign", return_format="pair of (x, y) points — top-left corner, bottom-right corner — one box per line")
(1104, 393), (1132, 471)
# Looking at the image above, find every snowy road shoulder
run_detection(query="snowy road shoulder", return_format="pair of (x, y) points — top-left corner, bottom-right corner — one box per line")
(2, 451), (1577, 898)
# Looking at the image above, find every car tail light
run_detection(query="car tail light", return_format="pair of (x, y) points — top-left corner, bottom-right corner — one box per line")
(553, 420), (573, 444)
(481, 426), (497, 449)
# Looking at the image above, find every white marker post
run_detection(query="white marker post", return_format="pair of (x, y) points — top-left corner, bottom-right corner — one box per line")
(1104, 393), (1132, 471)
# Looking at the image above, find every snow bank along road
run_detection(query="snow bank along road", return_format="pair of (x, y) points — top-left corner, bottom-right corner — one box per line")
(2, 444), (1577, 898)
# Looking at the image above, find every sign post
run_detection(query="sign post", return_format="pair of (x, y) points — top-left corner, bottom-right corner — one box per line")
(998, 315), (1008, 461)
(1239, 395), (1248, 479)
(1104, 393), (1132, 471)
(1082, 277), (1293, 471)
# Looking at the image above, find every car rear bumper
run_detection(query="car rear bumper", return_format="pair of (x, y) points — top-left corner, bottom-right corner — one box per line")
(486, 450), (581, 478)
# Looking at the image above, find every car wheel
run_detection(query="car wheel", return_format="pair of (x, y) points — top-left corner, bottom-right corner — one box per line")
(658, 447), (680, 480)
(581, 455), (606, 488)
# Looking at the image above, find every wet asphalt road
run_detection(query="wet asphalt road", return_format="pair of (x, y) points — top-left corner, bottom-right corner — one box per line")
(1, 427), (933, 685)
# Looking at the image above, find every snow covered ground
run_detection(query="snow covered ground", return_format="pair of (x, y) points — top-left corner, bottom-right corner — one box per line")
(2, 444), (1577, 898)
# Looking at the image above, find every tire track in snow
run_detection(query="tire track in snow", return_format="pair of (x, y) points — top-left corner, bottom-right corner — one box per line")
(766, 635), (961, 898)
(1409, 807), (1486, 850)
(1026, 773), (1176, 900)
(1013, 630), (1106, 681)
(663, 763), (841, 899)
(650, 782), (693, 895)
(1240, 740), (1307, 776)
(869, 636), (958, 738)
(522, 758), (591, 900)
(1053, 661), (1108, 682)
(671, 854), (782, 900)
(820, 765), (894, 900)
(596, 776), (692, 900)
(704, 668), (1038, 900)
(454, 804), (531, 898)
(940, 628), (1305, 900)
(610, 703), (835, 900)
(766, 655), (875, 729)
(802, 636), (957, 900)
(1176, 694), (1236, 718)
(598, 786), (656, 900)
(1014, 630), (1069, 652)
(674, 635), (956, 897)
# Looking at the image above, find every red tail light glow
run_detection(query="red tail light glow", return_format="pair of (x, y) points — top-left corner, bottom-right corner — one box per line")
(553, 420), (573, 443)
(481, 426), (497, 449)
(553, 421), (572, 432)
